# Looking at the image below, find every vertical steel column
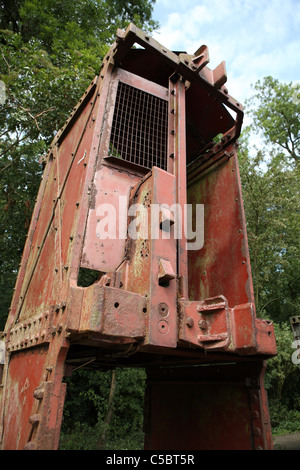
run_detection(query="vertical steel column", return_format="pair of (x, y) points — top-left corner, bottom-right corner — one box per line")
(168, 76), (188, 299)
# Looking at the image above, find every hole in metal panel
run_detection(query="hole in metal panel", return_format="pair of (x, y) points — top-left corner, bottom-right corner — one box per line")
(77, 267), (102, 287)
(109, 82), (168, 171)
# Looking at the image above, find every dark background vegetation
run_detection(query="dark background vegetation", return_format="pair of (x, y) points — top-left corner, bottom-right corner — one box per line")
(0, 0), (299, 449)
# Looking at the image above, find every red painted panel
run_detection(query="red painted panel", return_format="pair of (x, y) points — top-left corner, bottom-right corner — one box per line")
(144, 363), (273, 450)
(19, 214), (57, 320)
(187, 150), (255, 309)
(82, 165), (140, 273)
(145, 381), (252, 450)
(2, 347), (48, 450)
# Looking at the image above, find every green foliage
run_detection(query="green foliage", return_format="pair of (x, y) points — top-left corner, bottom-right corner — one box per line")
(264, 323), (297, 400)
(238, 130), (300, 322)
(239, 76), (300, 437)
(269, 404), (300, 436)
(60, 367), (146, 450)
(247, 76), (300, 165)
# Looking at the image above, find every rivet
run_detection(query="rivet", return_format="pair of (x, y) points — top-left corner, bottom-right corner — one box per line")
(254, 426), (261, 437)
(34, 388), (44, 400)
(251, 393), (259, 403)
(198, 320), (207, 330)
(29, 414), (40, 424)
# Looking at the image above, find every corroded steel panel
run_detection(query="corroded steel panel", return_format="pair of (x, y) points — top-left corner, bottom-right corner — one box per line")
(187, 149), (254, 308)
(144, 363), (273, 450)
(81, 165), (141, 272)
(1, 347), (48, 449)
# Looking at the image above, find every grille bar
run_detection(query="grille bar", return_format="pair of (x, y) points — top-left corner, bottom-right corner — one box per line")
(109, 82), (168, 171)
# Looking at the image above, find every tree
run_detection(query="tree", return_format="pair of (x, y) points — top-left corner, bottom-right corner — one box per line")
(264, 322), (300, 435)
(60, 367), (146, 450)
(238, 76), (300, 323)
(238, 130), (300, 323)
(239, 77), (300, 435)
(247, 76), (299, 165)
(0, 0), (158, 329)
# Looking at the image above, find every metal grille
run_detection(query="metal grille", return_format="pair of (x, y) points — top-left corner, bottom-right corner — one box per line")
(109, 82), (168, 170)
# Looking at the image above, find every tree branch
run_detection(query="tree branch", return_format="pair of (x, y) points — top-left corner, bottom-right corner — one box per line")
(95, 369), (117, 450)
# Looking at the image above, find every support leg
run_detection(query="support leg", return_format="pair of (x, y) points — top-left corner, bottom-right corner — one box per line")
(144, 361), (273, 450)
(0, 338), (69, 450)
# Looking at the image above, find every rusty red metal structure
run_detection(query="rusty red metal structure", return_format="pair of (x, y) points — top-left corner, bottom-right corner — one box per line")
(0, 24), (277, 450)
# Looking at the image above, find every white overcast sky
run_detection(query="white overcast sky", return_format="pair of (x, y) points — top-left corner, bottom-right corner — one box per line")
(151, 0), (300, 108)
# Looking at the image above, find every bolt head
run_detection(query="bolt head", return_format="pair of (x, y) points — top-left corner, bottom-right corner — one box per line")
(198, 320), (207, 330)
(186, 317), (194, 328)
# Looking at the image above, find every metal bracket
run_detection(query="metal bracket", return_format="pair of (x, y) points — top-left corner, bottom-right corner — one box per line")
(179, 295), (231, 350)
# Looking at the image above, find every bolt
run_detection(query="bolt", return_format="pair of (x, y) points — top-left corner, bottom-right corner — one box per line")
(34, 388), (45, 400)
(29, 414), (40, 424)
(251, 393), (259, 403)
(198, 320), (207, 330)
(254, 426), (261, 437)
(186, 317), (194, 328)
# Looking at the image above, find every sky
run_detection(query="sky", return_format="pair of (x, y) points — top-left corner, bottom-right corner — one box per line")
(151, 0), (300, 109)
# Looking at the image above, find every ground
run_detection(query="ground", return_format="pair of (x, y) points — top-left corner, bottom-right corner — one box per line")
(274, 432), (300, 450)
